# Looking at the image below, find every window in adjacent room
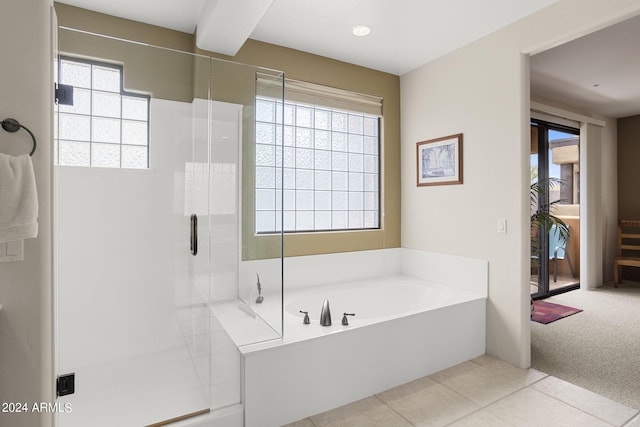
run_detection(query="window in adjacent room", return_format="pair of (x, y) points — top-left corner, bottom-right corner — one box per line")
(55, 56), (150, 168)
(254, 81), (382, 234)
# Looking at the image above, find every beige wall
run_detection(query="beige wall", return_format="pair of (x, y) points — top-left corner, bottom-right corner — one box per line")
(401, 0), (640, 368)
(618, 115), (640, 219)
(0, 1), (53, 426)
(55, 3), (401, 258)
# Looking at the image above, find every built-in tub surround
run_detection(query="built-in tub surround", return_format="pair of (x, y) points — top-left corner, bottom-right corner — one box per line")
(213, 248), (488, 427)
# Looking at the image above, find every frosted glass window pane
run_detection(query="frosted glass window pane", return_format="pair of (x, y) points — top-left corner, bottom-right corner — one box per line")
(284, 103), (295, 125)
(283, 126), (295, 146)
(61, 60), (91, 88)
(93, 65), (120, 92)
(315, 171), (331, 190)
(58, 140), (90, 167)
(364, 155), (378, 173)
(122, 96), (148, 120)
(348, 114), (364, 134)
(283, 211), (296, 231)
(255, 189), (275, 210)
(364, 173), (378, 191)
(256, 122), (274, 145)
(121, 145), (148, 169)
(255, 167), (275, 189)
(296, 148), (313, 169)
(256, 99), (275, 122)
(284, 168), (296, 189)
(296, 211), (314, 231)
(364, 211), (378, 228)
(315, 191), (331, 210)
(315, 211), (331, 230)
(314, 130), (331, 150)
(296, 128), (312, 148)
(315, 109), (330, 130)
(284, 147), (295, 168)
(315, 150), (331, 170)
(296, 106), (313, 127)
(348, 134), (364, 153)
(332, 132), (347, 152)
(59, 88), (90, 115)
(256, 211), (275, 233)
(284, 190), (296, 210)
(364, 117), (378, 136)
(92, 117), (120, 143)
(348, 154), (364, 172)
(296, 190), (314, 210)
(349, 192), (364, 210)
(122, 120), (148, 146)
(332, 152), (347, 171)
(332, 191), (348, 210)
(349, 211), (364, 229)
(332, 172), (348, 191)
(275, 167), (282, 189)
(256, 144), (275, 166)
(59, 113), (90, 141)
(364, 136), (378, 155)
(364, 192), (378, 211)
(332, 112), (347, 132)
(332, 211), (348, 229)
(92, 91), (121, 118)
(296, 170), (314, 190)
(92, 143), (120, 168)
(349, 173), (364, 191)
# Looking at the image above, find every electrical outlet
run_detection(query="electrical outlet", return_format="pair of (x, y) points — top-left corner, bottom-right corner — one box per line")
(0, 240), (24, 262)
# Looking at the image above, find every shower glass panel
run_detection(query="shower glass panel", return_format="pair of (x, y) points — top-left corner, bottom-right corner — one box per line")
(208, 59), (285, 354)
(55, 27), (285, 425)
(55, 28), (213, 427)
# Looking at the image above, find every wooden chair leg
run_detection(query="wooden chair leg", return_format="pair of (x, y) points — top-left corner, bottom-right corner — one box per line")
(614, 262), (619, 288)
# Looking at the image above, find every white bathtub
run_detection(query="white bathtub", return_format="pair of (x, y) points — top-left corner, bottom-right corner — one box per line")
(241, 271), (487, 427)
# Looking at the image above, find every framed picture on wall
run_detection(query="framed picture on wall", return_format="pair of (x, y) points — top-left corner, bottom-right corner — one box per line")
(416, 133), (463, 186)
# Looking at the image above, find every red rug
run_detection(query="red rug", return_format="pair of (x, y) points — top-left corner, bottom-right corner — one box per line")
(531, 300), (582, 324)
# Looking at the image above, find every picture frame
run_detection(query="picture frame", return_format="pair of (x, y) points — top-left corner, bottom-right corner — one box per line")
(416, 133), (463, 186)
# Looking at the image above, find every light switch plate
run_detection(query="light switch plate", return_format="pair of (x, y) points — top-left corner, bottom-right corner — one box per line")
(0, 240), (24, 262)
(497, 218), (507, 233)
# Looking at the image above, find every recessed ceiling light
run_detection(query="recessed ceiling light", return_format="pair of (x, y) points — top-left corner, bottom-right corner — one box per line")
(352, 25), (371, 37)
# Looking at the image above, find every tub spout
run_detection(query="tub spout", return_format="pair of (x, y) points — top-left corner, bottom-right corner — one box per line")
(320, 299), (332, 326)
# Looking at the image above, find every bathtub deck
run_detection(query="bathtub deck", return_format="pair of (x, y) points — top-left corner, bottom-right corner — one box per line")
(214, 275), (485, 354)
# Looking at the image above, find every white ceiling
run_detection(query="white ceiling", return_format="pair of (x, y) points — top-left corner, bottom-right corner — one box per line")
(530, 13), (640, 119)
(57, 0), (640, 118)
(57, 0), (558, 76)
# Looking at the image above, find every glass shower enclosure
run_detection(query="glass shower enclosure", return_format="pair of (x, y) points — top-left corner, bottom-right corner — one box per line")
(54, 27), (284, 426)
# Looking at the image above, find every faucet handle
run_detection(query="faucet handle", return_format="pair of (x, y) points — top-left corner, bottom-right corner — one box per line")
(341, 312), (355, 325)
(299, 310), (310, 324)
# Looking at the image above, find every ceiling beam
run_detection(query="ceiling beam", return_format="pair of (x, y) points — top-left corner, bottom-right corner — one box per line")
(196, 0), (274, 56)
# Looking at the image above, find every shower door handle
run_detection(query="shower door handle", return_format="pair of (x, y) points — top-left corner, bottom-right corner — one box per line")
(190, 214), (198, 256)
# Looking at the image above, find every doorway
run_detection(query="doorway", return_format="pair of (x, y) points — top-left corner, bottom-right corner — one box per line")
(530, 119), (580, 298)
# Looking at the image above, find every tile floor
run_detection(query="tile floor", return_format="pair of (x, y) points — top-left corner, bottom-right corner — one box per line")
(284, 355), (640, 427)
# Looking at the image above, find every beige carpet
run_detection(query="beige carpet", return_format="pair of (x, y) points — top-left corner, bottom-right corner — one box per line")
(531, 281), (640, 410)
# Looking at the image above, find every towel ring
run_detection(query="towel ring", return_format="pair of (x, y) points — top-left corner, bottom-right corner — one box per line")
(2, 118), (37, 156)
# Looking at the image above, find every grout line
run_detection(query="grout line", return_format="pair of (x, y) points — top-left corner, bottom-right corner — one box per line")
(372, 394), (416, 426)
(532, 375), (640, 427)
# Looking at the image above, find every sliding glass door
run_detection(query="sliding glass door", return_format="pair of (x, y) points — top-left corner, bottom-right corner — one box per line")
(530, 119), (580, 298)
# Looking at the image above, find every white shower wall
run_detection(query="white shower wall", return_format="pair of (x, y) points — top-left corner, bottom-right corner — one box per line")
(56, 98), (243, 419)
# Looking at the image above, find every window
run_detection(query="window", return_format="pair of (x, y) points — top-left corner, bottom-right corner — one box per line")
(55, 57), (150, 168)
(255, 97), (380, 233)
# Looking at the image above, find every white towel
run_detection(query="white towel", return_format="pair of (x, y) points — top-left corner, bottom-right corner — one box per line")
(0, 153), (38, 243)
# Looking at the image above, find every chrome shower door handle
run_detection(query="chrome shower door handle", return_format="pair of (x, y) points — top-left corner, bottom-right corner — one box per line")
(190, 214), (198, 256)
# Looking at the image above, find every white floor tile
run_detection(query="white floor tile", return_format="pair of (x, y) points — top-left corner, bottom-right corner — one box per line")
(377, 376), (479, 426)
(533, 376), (637, 426)
(486, 387), (613, 427)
